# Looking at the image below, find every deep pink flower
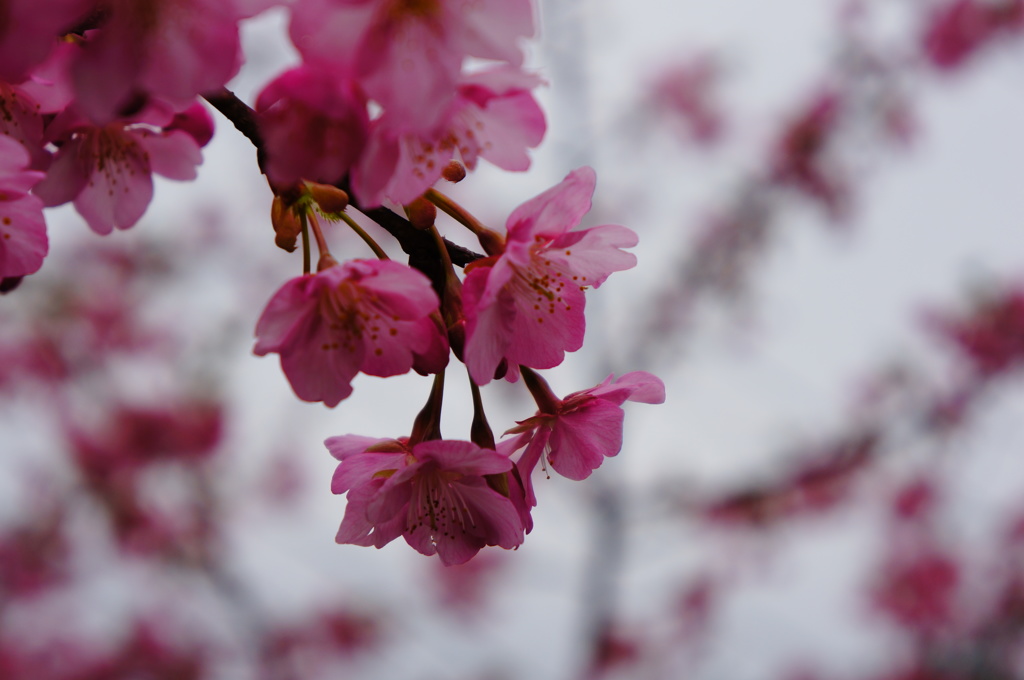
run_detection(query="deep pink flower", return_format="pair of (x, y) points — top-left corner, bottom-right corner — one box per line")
(923, 0), (1024, 70)
(0, 136), (48, 278)
(328, 436), (524, 565)
(505, 371), (664, 505)
(0, 0), (92, 83)
(291, 0), (534, 134)
(462, 167), (638, 384)
(353, 65), (545, 206)
(256, 65), (369, 187)
(71, 0), (250, 123)
(32, 107), (204, 235)
(254, 259), (449, 407)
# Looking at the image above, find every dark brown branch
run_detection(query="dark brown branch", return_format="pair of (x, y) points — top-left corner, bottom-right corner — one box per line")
(199, 88), (484, 285)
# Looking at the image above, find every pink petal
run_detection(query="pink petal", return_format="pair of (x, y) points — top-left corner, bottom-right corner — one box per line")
(73, 139), (153, 234)
(0, 193), (48, 278)
(548, 224), (639, 288)
(506, 167), (596, 241)
(136, 130), (203, 181)
(463, 266), (517, 385)
(414, 440), (513, 477)
(547, 399), (625, 480)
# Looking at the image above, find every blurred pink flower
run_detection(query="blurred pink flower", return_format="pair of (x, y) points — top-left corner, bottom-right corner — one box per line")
(256, 65), (369, 187)
(328, 436), (524, 565)
(254, 259), (449, 407)
(505, 371), (664, 504)
(353, 65), (545, 206)
(33, 108), (204, 235)
(462, 167), (638, 384)
(923, 0), (1024, 70)
(0, 0), (92, 83)
(70, 0), (250, 123)
(290, 0), (534, 134)
(0, 136), (47, 278)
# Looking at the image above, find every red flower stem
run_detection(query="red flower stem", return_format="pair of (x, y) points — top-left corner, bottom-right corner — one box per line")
(299, 212), (311, 275)
(468, 377), (495, 450)
(306, 210), (331, 259)
(426, 188), (505, 256)
(520, 366), (561, 413)
(409, 370), (446, 445)
(339, 211), (389, 260)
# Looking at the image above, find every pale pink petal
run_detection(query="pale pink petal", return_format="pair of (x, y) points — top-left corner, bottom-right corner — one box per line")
(469, 91), (545, 171)
(463, 267), (517, 385)
(165, 102), (216, 148)
(289, 0), (371, 68)
(253, 275), (322, 354)
(326, 435), (394, 462)
(506, 167), (596, 241)
(31, 138), (90, 210)
(458, 0), (534, 65)
(73, 140), (153, 234)
(136, 130), (203, 181)
(336, 480), (404, 547)
(0, 136), (44, 195)
(547, 399), (625, 480)
(353, 259), (440, 318)
(0, 193), (47, 278)
(588, 371), (667, 405)
(502, 281), (586, 368)
(548, 224), (639, 288)
(357, 19), (461, 134)
(278, 320), (363, 406)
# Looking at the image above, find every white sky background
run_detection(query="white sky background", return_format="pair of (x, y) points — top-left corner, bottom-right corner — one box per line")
(4, 1), (1024, 679)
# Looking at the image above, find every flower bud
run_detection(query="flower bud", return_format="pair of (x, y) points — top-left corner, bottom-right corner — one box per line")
(271, 196), (302, 253)
(442, 160), (466, 183)
(307, 182), (349, 215)
(405, 197), (437, 230)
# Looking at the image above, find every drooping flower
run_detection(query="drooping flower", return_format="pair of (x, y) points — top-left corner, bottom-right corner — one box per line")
(70, 0), (253, 123)
(328, 435), (524, 565)
(505, 370), (665, 505)
(256, 64), (370, 187)
(290, 0), (535, 135)
(353, 65), (545, 206)
(0, 136), (48, 278)
(33, 105), (204, 235)
(462, 167), (638, 384)
(254, 259), (449, 407)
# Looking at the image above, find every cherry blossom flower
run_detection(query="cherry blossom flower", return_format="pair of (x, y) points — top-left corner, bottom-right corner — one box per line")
(0, 136), (47, 278)
(328, 435), (524, 565)
(32, 106), (204, 235)
(504, 371), (664, 505)
(256, 65), (369, 187)
(70, 0), (252, 123)
(290, 0), (534, 134)
(353, 65), (545, 206)
(462, 167), (638, 384)
(254, 259), (449, 407)
(0, 0), (92, 83)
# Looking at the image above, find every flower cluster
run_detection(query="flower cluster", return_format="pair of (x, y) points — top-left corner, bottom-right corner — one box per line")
(256, 167), (663, 565)
(0, 0), (661, 566)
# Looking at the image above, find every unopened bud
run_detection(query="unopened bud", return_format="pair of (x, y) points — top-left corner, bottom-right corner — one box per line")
(405, 197), (437, 230)
(271, 196), (302, 253)
(307, 182), (349, 215)
(442, 160), (466, 183)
